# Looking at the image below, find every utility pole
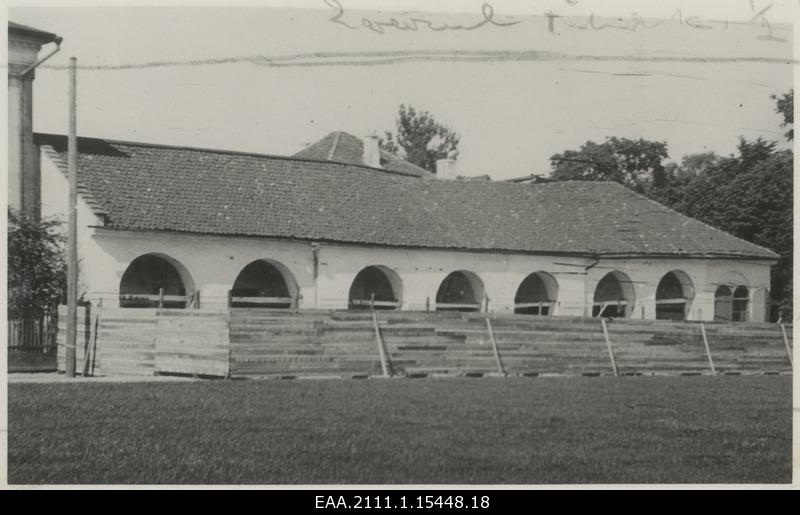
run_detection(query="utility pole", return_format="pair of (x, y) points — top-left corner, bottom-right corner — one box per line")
(65, 57), (77, 378)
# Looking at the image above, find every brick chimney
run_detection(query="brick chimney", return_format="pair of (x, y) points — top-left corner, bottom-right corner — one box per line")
(362, 132), (381, 168)
(8, 22), (61, 219)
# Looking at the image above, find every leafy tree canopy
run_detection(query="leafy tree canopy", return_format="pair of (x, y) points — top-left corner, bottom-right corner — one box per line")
(380, 104), (460, 173)
(7, 209), (67, 319)
(771, 89), (793, 141)
(549, 137), (669, 193)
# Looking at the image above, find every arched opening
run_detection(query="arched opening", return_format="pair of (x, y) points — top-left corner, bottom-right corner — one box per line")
(119, 254), (193, 308)
(732, 286), (750, 322)
(655, 271), (694, 320)
(592, 271), (635, 318)
(714, 283), (750, 322)
(514, 272), (558, 315)
(436, 271), (484, 312)
(714, 286), (733, 321)
(348, 266), (402, 310)
(230, 260), (297, 309)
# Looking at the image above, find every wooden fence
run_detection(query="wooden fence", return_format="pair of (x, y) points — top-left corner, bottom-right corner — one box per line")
(56, 307), (794, 379)
(8, 315), (59, 372)
(56, 306), (229, 377)
(7, 315), (58, 352)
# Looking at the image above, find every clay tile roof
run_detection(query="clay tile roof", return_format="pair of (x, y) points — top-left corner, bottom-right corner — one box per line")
(34, 133), (778, 260)
(294, 131), (433, 178)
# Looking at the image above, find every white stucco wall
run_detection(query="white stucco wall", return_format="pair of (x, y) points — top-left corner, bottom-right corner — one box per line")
(583, 258), (772, 322)
(40, 148), (774, 321)
(40, 148), (104, 300)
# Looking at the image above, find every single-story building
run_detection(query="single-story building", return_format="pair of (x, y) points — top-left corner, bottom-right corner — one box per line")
(34, 130), (777, 322)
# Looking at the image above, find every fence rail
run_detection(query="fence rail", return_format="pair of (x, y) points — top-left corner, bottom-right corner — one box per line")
(7, 315), (58, 353)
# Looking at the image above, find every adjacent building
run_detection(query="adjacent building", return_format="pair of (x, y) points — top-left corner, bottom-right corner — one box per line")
(8, 21), (60, 218)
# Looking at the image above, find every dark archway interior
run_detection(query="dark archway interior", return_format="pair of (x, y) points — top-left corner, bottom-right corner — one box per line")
(715, 284), (750, 322)
(656, 272), (688, 321)
(231, 260), (292, 308)
(514, 273), (554, 315)
(714, 286), (733, 321)
(732, 286), (749, 322)
(436, 272), (479, 312)
(119, 255), (187, 308)
(348, 266), (398, 310)
(593, 273), (629, 318)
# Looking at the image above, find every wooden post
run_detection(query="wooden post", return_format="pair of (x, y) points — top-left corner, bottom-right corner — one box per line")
(158, 288), (164, 309)
(484, 295), (490, 313)
(699, 322), (717, 375)
(65, 57), (78, 378)
(227, 290), (233, 309)
(779, 323), (793, 367)
(370, 293), (375, 311)
(425, 297), (430, 312)
(600, 318), (619, 377)
(371, 310), (391, 377)
(485, 317), (505, 376)
(82, 302), (98, 376)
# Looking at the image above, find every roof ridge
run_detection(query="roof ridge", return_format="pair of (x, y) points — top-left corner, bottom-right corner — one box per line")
(33, 132), (428, 179)
(327, 131), (342, 161)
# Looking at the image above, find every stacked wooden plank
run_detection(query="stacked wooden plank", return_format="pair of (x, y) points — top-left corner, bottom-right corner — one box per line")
(600, 319), (791, 375)
(599, 319), (711, 375)
(228, 311), (792, 378)
(154, 310), (230, 377)
(93, 309), (158, 376)
(360, 310), (487, 376)
(702, 322), (792, 373)
(466, 315), (615, 376)
(380, 320), (487, 376)
(229, 309), (382, 377)
(54, 305), (792, 379)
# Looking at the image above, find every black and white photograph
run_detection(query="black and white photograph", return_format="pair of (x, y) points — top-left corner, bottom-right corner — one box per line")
(2, 0), (796, 489)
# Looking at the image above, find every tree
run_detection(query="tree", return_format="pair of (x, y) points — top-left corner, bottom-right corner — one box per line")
(549, 137), (669, 193)
(550, 92), (793, 319)
(771, 89), (793, 141)
(648, 152), (718, 211)
(7, 209), (67, 319)
(649, 139), (793, 319)
(380, 104), (460, 173)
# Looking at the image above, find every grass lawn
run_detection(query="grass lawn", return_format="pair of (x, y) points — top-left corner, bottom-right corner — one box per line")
(7, 375), (792, 485)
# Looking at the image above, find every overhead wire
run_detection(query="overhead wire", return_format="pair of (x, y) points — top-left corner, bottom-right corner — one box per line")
(23, 49), (798, 71)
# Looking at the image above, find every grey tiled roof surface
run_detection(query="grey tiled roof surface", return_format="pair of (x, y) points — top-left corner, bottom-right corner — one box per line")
(35, 133), (778, 259)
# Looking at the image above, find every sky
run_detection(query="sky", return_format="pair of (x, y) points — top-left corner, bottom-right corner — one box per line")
(5, 0), (796, 179)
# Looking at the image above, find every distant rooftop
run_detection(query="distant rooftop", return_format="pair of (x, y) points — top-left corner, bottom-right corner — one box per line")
(294, 131), (433, 178)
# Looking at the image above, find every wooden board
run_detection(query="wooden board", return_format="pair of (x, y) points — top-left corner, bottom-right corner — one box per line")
(55, 306), (792, 378)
